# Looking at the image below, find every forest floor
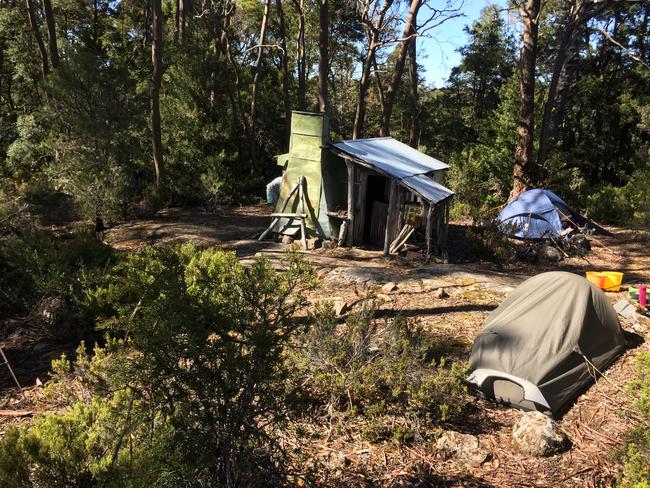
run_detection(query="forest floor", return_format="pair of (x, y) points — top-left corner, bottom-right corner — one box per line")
(2, 203), (650, 487)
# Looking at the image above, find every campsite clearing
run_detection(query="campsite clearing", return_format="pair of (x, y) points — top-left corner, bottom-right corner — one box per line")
(2, 204), (649, 487)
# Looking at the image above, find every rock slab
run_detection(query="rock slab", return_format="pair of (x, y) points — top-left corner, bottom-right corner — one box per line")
(512, 411), (569, 457)
(435, 431), (490, 467)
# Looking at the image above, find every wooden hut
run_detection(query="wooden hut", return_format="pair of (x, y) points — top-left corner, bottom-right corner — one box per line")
(261, 111), (453, 258)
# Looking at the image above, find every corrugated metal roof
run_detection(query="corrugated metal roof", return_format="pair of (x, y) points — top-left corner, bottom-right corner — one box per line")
(401, 174), (454, 204)
(330, 137), (453, 204)
(331, 137), (448, 178)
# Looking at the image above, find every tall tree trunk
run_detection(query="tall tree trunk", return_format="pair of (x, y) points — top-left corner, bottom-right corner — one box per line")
(373, 56), (386, 114)
(276, 0), (291, 148)
(380, 0), (421, 136)
(292, 0), (306, 110)
(151, 0), (164, 186)
(42, 0), (58, 68)
(407, 35), (418, 148)
(317, 0), (328, 112)
(25, 0), (49, 78)
(353, 48), (376, 139)
(250, 0), (271, 168)
(352, 0), (393, 139)
(224, 31), (254, 164)
(537, 0), (609, 169)
(510, 0), (541, 200)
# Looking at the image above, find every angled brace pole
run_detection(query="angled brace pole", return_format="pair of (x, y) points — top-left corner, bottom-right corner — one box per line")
(0, 346), (24, 398)
(259, 178), (301, 240)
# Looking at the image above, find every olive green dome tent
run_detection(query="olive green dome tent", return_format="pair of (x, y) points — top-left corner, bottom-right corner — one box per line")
(468, 271), (626, 417)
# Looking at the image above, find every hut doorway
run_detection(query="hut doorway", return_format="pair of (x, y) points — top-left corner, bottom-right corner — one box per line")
(363, 174), (390, 246)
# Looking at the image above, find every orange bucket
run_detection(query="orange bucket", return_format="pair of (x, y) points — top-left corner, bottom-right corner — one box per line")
(602, 271), (624, 292)
(586, 272), (605, 289)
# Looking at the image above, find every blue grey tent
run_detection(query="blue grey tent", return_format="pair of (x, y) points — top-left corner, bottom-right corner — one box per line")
(497, 189), (591, 239)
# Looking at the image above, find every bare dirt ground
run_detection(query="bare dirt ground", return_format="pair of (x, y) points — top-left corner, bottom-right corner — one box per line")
(2, 204), (649, 487)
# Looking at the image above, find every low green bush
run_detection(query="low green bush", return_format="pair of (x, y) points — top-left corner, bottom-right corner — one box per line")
(0, 245), (318, 487)
(0, 222), (114, 340)
(618, 353), (650, 487)
(294, 301), (468, 434)
(584, 169), (650, 227)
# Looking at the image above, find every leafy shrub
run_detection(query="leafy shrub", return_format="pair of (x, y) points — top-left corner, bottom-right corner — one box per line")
(618, 353), (650, 487)
(463, 223), (515, 263)
(0, 222), (114, 340)
(81, 245), (316, 486)
(585, 170), (650, 226)
(295, 301), (468, 431)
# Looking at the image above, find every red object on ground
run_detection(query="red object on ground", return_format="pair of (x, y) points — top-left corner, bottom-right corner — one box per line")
(639, 284), (647, 308)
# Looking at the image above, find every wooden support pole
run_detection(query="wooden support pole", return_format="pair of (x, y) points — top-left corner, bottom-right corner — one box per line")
(355, 170), (368, 245)
(435, 205), (442, 257)
(299, 176), (308, 249)
(442, 202), (450, 262)
(0, 346), (23, 397)
(271, 212), (307, 218)
(383, 179), (399, 256)
(346, 160), (355, 247)
(338, 220), (348, 247)
(425, 202), (434, 257)
(396, 186), (406, 233)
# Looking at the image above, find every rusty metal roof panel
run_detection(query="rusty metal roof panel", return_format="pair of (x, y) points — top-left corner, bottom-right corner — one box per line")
(331, 137), (448, 178)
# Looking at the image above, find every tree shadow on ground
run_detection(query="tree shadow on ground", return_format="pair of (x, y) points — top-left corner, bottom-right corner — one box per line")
(393, 472), (494, 487)
(375, 304), (497, 319)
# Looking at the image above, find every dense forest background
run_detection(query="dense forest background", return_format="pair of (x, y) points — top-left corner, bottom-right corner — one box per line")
(0, 0), (648, 226)
(0, 1), (650, 486)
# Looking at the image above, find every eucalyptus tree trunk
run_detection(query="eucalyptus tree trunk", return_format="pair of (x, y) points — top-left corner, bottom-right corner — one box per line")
(276, 0), (291, 148)
(511, 0), (541, 200)
(407, 35), (418, 148)
(292, 0), (306, 110)
(249, 0), (271, 168)
(25, 0), (49, 78)
(380, 0), (421, 136)
(151, 0), (164, 186)
(352, 0), (394, 139)
(317, 0), (328, 112)
(537, 0), (612, 169)
(42, 0), (58, 68)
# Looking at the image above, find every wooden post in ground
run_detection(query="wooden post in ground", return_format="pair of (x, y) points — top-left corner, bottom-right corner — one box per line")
(425, 202), (434, 257)
(435, 205), (442, 256)
(383, 179), (399, 256)
(355, 170), (368, 245)
(346, 160), (355, 247)
(443, 202), (450, 261)
(298, 176), (308, 249)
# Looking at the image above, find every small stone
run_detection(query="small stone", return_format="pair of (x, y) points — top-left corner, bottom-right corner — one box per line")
(35, 377), (43, 387)
(307, 238), (323, 250)
(512, 411), (569, 457)
(434, 288), (449, 299)
(435, 431), (490, 467)
(333, 300), (349, 316)
(539, 245), (562, 262)
(321, 240), (336, 249)
(281, 235), (294, 244)
(381, 282), (397, 293)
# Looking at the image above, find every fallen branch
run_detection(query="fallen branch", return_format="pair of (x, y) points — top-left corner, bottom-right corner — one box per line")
(0, 409), (33, 417)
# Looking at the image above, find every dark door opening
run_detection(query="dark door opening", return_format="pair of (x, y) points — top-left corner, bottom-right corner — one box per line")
(363, 174), (390, 246)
